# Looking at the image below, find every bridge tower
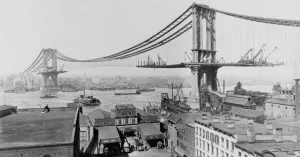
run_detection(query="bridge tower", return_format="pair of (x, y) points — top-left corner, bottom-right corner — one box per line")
(38, 49), (67, 91)
(191, 4), (218, 108)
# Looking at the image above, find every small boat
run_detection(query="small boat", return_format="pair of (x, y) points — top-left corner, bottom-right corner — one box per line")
(40, 94), (58, 99)
(137, 88), (155, 92)
(115, 91), (141, 95)
(73, 95), (101, 106)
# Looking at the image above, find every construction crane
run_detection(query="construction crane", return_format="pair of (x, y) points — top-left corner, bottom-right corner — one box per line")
(253, 44), (266, 64)
(238, 48), (254, 63)
(264, 47), (278, 62)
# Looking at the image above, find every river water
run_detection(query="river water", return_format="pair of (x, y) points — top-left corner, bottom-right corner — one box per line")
(0, 85), (277, 114)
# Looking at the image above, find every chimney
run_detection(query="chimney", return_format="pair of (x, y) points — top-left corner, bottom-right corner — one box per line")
(295, 79), (300, 121)
(247, 127), (256, 143)
(274, 128), (283, 143)
(266, 122), (273, 130)
(213, 117), (220, 123)
(227, 121), (235, 129)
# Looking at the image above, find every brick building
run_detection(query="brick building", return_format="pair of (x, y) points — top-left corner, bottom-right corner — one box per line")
(0, 107), (81, 157)
(167, 112), (204, 157)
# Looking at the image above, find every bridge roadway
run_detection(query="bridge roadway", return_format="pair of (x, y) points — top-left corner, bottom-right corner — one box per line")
(136, 62), (281, 68)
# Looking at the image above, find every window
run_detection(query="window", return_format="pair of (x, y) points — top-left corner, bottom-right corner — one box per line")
(196, 127), (198, 135)
(231, 142), (234, 152)
(206, 132), (209, 140)
(196, 137), (198, 146)
(199, 128), (202, 136)
(211, 145), (214, 155)
(207, 143), (209, 152)
(117, 119), (121, 124)
(226, 153), (229, 157)
(132, 118), (136, 123)
(226, 139), (229, 149)
(216, 148), (219, 157)
(128, 112), (132, 116)
(104, 121), (108, 125)
(238, 152), (242, 157)
(221, 137), (224, 147)
(215, 135), (219, 145)
(210, 133), (214, 142)
(125, 118), (128, 124)
(122, 112), (126, 116)
(203, 130), (205, 138)
(199, 139), (202, 148)
(203, 141), (205, 150)
(80, 131), (87, 141)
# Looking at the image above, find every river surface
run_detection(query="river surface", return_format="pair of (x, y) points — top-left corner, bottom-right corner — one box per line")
(0, 85), (278, 114)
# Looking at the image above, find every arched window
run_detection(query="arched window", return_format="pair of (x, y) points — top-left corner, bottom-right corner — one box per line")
(215, 135), (219, 144)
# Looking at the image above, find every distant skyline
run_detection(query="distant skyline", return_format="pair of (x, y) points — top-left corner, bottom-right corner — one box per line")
(0, 0), (299, 79)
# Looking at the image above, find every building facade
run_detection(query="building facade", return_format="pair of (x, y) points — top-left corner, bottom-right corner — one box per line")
(223, 94), (256, 111)
(264, 98), (296, 120)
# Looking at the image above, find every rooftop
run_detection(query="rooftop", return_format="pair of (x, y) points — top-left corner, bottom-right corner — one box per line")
(87, 109), (114, 126)
(0, 107), (77, 148)
(195, 115), (296, 137)
(229, 107), (263, 118)
(265, 98), (296, 106)
(236, 141), (300, 156)
(168, 112), (208, 124)
(0, 105), (17, 111)
(224, 94), (255, 106)
(80, 113), (92, 127)
(115, 104), (136, 110)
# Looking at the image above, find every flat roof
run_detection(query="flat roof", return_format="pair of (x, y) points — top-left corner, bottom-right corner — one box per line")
(115, 104), (136, 110)
(195, 115), (297, 137)
(265, 98), (296, 106)
(236, 141), (300, 155)
(0, 108), (77, 148)
(96, 126), (120, 144)
(138, 123), (164, 140)
(87, 109), (114, 126)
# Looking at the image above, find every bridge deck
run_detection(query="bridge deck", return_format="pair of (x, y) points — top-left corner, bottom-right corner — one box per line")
(137, 62), (280, 68)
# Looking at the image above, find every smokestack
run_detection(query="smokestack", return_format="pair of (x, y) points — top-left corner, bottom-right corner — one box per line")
(295, 79), (300, 121)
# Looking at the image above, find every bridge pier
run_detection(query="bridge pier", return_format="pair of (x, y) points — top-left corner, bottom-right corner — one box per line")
(38, 49), (66, 91)
(191, 4), (217, 109)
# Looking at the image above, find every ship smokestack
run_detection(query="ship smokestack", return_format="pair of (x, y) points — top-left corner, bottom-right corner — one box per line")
(295, 79), (300, 121)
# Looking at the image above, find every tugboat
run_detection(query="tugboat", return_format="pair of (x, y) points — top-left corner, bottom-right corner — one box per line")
(73, 90), (101, 106)
(40, 94), (58, 99)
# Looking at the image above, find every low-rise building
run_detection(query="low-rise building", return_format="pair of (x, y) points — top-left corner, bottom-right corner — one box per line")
(194, 114), (297, 157)
(264, 98), (296, 120)
(228, 106), (265, 124)
(223, 94), (256, 111)
(167, 112), (204, 157)
(0, 107), (81, 157)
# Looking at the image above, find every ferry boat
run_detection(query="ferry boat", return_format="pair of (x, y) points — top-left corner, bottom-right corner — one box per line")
(40, 94), (58, 99)
(73, 95), (101, 106)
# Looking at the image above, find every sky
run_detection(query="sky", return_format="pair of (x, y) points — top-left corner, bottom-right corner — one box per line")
(0, 0), (300, 79)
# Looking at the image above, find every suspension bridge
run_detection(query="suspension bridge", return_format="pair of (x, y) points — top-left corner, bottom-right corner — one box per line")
(21, 3), (300, 108)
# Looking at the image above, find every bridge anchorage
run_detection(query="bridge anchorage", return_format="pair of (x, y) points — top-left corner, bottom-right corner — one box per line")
(38, 49), (67, 92)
